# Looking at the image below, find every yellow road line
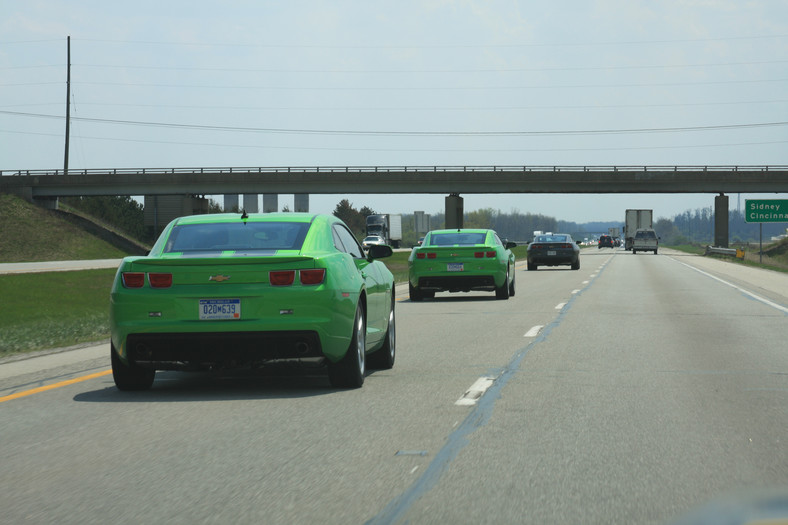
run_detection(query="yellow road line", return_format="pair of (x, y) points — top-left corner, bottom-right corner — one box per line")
(0, 369), (112, 403)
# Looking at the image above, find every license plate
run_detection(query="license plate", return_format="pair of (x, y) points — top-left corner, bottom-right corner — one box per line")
(447, 263), (464, 272)
(547, 250), (557, 256)
(199, 299), (241, 320)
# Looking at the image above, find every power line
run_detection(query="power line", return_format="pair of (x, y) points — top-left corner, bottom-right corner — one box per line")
(4, 77), (775, 91)
(5, 99), (786, 112)
(2, 110), (786, 137)
(37, 58), (782, 74)
(72, 34), (788, 49)
(2, 128), (786, 153)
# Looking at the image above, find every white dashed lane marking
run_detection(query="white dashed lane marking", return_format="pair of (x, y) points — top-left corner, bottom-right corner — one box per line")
(455, 377), (495, 406)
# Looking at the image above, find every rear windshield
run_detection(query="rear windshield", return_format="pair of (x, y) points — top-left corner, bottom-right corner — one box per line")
(535, 234), (570, 243)
(164, 221), (310, 255)
(635, 230), (657, 239)
(428, 232), (487, 246)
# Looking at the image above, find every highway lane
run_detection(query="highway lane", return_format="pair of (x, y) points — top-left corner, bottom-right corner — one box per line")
(1, 249), (787, 524)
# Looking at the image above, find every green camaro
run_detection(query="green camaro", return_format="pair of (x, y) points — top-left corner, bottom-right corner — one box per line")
(408, 229), (516, 301)
(110, 212), (395, 390)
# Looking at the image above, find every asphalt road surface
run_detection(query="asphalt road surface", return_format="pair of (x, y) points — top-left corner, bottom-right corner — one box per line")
(2, 248), (787, 524)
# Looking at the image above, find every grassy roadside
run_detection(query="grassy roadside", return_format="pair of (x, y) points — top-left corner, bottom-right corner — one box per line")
(0, 269), (117, 357)
(0, 194), (128, 262)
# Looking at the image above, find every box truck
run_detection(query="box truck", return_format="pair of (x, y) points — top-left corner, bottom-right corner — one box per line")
(624, 209), (653, 250)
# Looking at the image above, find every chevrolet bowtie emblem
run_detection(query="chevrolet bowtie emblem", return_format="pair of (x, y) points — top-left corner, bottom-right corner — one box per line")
(209, 275), (231, 282)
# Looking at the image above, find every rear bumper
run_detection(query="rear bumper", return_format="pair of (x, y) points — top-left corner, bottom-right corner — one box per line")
(125, 331), (324, 370)
(528, 255), (577, 265)
(416, 274), (497, 292)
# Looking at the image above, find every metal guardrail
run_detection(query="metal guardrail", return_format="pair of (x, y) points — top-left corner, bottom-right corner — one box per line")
(2, 165), (786, 177)
(705, 246), (745, 258)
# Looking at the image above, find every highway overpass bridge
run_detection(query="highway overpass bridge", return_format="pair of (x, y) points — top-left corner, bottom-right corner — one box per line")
(3, 165), (788, 245)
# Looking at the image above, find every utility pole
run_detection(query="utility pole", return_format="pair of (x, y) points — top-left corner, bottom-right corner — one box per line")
(64, 35), (71, 176)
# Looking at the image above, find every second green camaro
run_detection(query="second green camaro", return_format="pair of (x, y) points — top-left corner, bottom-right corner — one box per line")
(408, 229), (516, 301)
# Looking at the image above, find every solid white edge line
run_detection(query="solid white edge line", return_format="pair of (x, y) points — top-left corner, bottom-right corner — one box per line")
(675, 260), (788, 315)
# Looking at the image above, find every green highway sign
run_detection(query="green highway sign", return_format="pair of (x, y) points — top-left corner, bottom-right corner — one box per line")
(745, 199), (788, 223)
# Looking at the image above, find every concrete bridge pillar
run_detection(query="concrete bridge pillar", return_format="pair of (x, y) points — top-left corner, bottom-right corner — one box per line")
(445, 193), (464, 229)
(263, 194), (278, 213)
(294, 194), (309, 212)
(224, 194), (239, 212)
(243, 194), (259, 213)
(714, 193), (729, 247)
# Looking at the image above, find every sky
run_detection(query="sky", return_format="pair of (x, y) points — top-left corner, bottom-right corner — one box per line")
(1, 0), (787, 224)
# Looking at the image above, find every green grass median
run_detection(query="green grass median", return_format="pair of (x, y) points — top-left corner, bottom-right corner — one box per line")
(0, 269), (117, 357)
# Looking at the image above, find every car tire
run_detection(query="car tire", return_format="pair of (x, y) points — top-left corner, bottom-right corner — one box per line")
(111, 343), (155, 391)
(328, 304), (366, 388)
(527, 262), (537, 271)
(495, 271), (510, 300)
(654, 249), (658, 254)
(368, 291), (395, 370)
(508, 270), (516, 297)
(409, 282), (424, 301)
(571, 259), (580, 270)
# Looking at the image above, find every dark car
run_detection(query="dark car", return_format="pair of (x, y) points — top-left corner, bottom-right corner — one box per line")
(527, 233), (580, 271)
(598, 235), (614, 248)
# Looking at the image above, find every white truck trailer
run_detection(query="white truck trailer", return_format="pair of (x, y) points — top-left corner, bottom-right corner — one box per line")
(365, 213), (403, 248)
(624, 209), (653, 250)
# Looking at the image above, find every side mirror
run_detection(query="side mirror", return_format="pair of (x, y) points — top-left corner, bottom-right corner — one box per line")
(505, 241), (517, 249)
(367, 244), (393, 259)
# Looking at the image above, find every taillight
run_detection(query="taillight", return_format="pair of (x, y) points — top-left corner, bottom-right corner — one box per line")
(474, 252), (484, 258)
(427, 252), (437, 259)
(416, 252), (426, 259)
(300, 269), (326, 285)
(148, 273), (173, 288)
(269, 270), (296, 286)
(122, 272), (145, 288)
(486, 251), (496, 258)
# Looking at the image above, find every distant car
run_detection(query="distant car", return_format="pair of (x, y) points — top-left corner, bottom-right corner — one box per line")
(527, 233), (580, 270)
(362, 235), (386, 249)
(416, 236), (424, 246)
(408, 229), (516, 301)
(598, 235), (614, 248)
(110, 212), (396, 391)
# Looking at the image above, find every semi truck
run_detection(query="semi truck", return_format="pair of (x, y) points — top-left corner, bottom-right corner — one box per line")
(365, 214), (403, 248)
(624, 209), (653, 250)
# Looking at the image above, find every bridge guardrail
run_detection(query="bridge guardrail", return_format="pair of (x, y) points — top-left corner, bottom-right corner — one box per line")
(2, 165), (786, 177)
